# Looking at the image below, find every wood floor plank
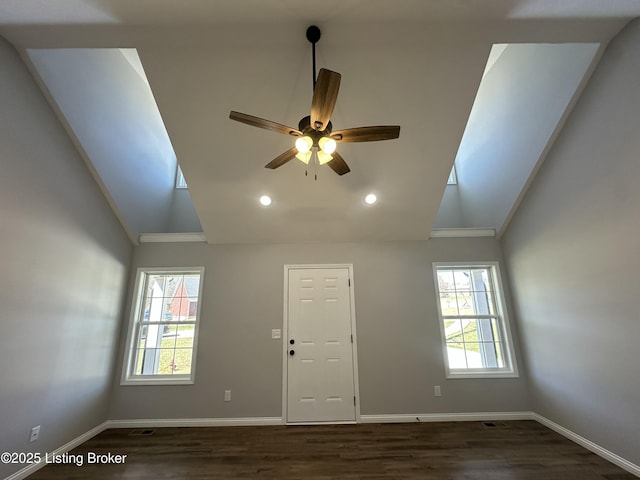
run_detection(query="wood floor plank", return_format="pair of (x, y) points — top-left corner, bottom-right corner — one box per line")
(27, 421), (635, 479)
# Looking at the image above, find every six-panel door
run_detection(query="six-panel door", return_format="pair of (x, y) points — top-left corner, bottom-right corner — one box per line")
(286, 267), (356, 423)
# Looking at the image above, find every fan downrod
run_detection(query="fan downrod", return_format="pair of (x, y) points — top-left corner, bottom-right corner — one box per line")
(307, 26), (321, 89)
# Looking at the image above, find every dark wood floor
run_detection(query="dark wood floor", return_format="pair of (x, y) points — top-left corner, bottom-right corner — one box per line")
(28, 421), (634, 479)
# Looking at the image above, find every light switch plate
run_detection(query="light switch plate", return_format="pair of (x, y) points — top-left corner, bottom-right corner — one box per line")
(271, 329), (281, 339)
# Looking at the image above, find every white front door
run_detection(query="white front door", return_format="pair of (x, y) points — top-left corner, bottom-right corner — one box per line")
(286, 266), (357, 423)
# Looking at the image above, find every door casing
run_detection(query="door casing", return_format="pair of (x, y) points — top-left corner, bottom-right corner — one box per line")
(282, 264), (361, 424)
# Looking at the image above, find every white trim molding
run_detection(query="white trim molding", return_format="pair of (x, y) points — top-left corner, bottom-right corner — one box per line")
(360, 412), (534, 423)
(4, 414), (638, 480)
(361, 412), (639, 477)
(430, 228), (496, 238)
(138, 233), (207, 243)
(532, 413), (640, 477)
(107, 417), (283, 428)
(4, 421), (110, 480)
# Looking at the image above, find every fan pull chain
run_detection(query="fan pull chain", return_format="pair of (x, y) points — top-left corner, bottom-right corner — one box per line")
(314, 149), (318, 181)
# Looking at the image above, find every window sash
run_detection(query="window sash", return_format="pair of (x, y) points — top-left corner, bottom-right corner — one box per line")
(122, 267), (203, 385)
(434, 262), (518, 378)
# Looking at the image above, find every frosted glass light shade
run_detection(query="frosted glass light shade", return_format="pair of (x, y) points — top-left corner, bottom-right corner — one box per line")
(295, 151), (312, 164)
(295, 136), (313, 153)
(319, 137), (337, 154)
(317, 150), (333, 165)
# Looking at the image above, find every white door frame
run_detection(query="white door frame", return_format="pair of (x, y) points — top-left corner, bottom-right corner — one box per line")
(282, 264), (361, 424)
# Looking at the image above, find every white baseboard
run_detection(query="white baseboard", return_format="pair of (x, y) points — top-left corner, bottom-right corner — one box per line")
(532, 413), (640, 478)
(361, 412), (639, 477)
(360, 411), (535, 423)
(106, 417), (283, 428)
(4, 421), (110, 480)
(5, 413), (638, 480)
(2, 418), (280, 480)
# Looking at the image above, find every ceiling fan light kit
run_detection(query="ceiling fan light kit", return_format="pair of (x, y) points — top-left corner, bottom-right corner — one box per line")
(229, 26), (400, 176)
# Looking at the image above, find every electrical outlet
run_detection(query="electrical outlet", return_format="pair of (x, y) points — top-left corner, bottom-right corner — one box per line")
(29, 425), (40, 443)
(434, 385), (442, 397)
(224, 390), (231, 402)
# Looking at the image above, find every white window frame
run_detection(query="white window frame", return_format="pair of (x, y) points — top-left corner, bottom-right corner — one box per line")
(433, 262), (518, 379)
(175, 165), (188, 189)
(447, 165), (458, 185)
(121, 266), (204, 385)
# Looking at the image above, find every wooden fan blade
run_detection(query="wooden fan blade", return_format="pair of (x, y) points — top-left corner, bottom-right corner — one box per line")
(331, 125), (400, 143)
(310, 69), (341, 132)
(230, 111), (301, 136)
(327, 151), (350, 176)
(265, 147), (298, 169)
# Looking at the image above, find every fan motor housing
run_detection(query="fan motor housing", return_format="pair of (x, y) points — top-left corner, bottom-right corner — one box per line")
(298, 115), (332, 144)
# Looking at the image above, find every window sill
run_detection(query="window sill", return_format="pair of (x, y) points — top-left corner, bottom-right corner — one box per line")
(446, 370), (519, 379)
(121, 377), (194, 386)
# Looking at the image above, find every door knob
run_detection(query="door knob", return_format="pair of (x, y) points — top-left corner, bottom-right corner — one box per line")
(289, 349), (295, 356)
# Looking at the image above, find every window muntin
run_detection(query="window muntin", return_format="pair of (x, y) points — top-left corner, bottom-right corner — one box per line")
(122, 267), (203, 385)
(434, 263), (517, 378)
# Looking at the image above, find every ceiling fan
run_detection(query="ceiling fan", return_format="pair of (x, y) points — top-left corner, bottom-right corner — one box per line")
(229, 26), (400, 176)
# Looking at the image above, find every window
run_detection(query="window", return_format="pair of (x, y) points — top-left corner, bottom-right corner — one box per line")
(447, 165), (457, 185)
(176, 165), (188, 189)
(433, 262), (518, 378)
(121, 267), (204, 385)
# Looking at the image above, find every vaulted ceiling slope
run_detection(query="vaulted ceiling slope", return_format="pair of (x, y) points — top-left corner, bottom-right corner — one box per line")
(433, 42), (600, 234)
(1, 1), (638, 244)
(26, 48), (202, 239)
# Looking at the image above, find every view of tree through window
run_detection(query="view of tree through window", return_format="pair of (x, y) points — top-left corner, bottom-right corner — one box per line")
(434, 264), (517, 377)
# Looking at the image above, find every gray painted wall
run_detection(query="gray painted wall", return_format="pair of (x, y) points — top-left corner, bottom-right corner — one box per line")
(502, 20), (640, 467)
(0, 37), (132, 479)
(110, 238), (530, 420)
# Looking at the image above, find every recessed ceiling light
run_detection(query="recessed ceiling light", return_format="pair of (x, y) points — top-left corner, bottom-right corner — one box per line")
(364, 193), (377, 205)
(259, 195), (272, 206)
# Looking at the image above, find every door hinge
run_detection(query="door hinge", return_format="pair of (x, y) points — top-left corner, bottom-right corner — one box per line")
(353, 396), (356, 406)
(351, 334), (353, 343)
(348, 278), (351, 287)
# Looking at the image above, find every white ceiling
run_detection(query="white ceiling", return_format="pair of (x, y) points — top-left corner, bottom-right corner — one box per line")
(1, 0), (640, 26)
(2, 1), (640, 244)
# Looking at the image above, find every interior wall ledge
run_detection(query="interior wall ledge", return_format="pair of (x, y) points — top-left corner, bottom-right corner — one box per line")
(430, 228), (496, 238)
(138, 232), (207, 243)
